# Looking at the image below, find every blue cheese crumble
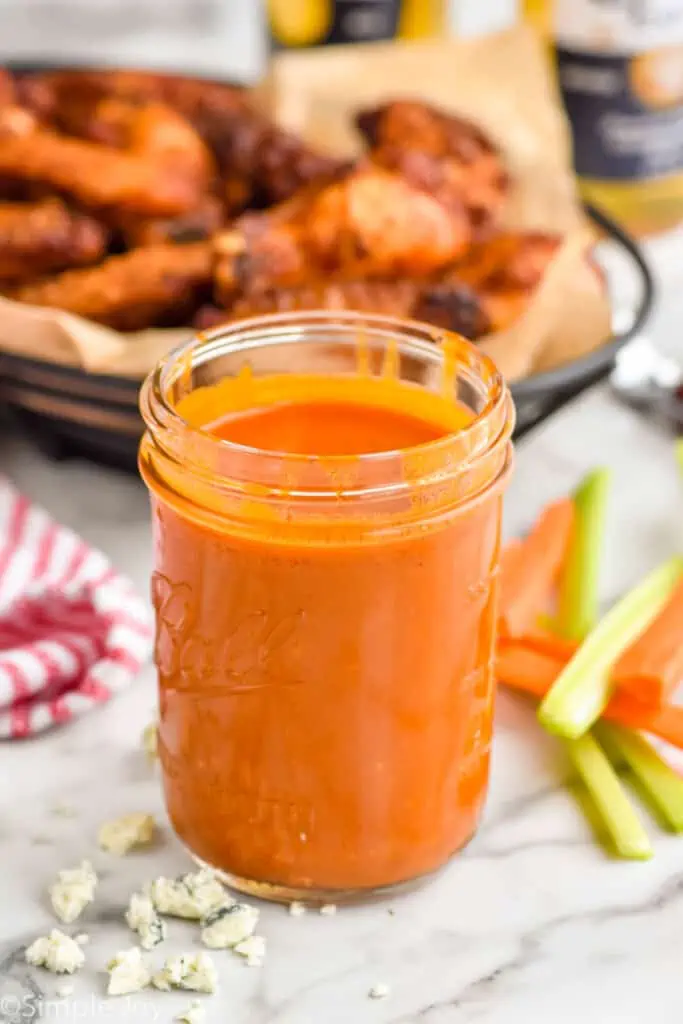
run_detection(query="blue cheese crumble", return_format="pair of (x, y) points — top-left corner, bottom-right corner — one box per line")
(234, 934), (266, 967)
(107, 947), (152, 995)
(176, 1001), (206, 1024)
(200, 902), (259, 949)
(125, 891), (166, 950)
(150, 869), (227, 920)
(152, 952), (217, 994)
(98, 812), (156, 855)
(49, 860), (97, 924)
(26, 930), (85, 974)
(142, 722), (158, 763)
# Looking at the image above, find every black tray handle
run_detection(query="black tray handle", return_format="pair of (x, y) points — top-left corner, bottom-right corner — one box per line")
(511, 200), (655, 403)
(583, 200), (655, 344)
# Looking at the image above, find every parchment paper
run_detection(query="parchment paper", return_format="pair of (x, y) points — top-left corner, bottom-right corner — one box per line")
(0, 25), (612, 383)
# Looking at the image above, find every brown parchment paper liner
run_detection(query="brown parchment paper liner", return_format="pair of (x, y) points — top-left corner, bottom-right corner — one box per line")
(0, 25), (611, 383)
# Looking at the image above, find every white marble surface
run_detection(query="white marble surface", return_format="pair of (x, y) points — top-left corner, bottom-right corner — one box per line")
(0, 355), (682, 1024)
(0, 4), (682, 1020)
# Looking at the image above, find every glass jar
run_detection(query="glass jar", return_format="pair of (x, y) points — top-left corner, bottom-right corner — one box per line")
(139, 312), (514, 903)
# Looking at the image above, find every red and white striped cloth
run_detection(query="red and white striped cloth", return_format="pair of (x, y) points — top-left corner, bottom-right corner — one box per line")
(0, 477), (153, 738)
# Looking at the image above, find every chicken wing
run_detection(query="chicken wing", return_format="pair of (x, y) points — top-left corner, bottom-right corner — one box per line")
(199, 274), (490, 339)
(208, 229), (564, 339)
(0, 198), (107, 281)
(12, 241), (213, 330)
(450, 231), (563, 290)
(417, 232), (563, 335)
(22, 70), (342, 208)
(197, 278), (421, 330)
(215, 164), (472, 304)
(0, 103), (39, 139)
(357, 100), (508, 235)
(0, 128), (202, 217)
(50, 95), (215, 187)
(118, 193), (225, 248)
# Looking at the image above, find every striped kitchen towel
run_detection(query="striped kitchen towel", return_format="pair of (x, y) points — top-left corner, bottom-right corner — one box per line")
(0, 477), (153, 738)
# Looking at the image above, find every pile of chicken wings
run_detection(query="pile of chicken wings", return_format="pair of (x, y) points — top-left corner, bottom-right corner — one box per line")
(0, 67), (580, 344)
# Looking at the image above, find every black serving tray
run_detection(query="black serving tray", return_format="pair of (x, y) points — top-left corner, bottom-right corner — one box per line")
(0, 63), (655, 467)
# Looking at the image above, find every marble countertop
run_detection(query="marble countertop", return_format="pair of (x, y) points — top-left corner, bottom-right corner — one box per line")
(1, 5), (683, 1018)
(0, 240), (682, 1021)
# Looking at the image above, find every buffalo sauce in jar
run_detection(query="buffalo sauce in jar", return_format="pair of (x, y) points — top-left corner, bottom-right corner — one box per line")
(139, 312), (514, 900)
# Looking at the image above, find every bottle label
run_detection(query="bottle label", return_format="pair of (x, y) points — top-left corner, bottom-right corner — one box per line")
(554, 0), (683, 181)
(269, 0), (401, 49)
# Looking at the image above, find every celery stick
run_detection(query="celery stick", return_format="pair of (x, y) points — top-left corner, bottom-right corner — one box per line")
(539, 556), (683, 739)
(677, 439), (683, 477)
(566, 732), (653, 859)
(596, 722), (683, 832)
(557, 469), (611, 643)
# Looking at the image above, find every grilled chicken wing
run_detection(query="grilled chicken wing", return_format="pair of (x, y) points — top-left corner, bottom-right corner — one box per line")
(21, 69), (342, 208)
(215, 164), (472, 304)
(119, 193), (225, 248)
(418, 231), (563, 335)
(196, 277), (421, 331)
(0, 128), (202, 217)
(357, 100), (508, 235)
(12, 241), (213, 330)
(0, 198), (107, 281)
(50, 95), (214, 187)
(0, 103), (39, 139)
(200, 275), (491, 338)
(207, 229), (563, 339)
(450, 232), (563, 290)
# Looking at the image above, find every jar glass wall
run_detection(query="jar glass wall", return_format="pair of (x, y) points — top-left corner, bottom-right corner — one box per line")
(139, 312), (514, 902)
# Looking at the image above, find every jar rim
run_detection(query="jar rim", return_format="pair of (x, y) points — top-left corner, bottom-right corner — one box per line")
(140, 311), (513, 478)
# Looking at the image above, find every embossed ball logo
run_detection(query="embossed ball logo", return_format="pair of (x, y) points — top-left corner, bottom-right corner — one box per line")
(152, 571), (306, 692)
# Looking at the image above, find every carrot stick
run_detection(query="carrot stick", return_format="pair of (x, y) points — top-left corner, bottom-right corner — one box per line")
(557, 469), (610, 642)
(538, 557), (683, 738)
(611, 579), (683, 706)
(519, 580), (683, 708)
(498, 498), (575, 638)
(498, 642), (569, 697)
(497, 641), (683, 749)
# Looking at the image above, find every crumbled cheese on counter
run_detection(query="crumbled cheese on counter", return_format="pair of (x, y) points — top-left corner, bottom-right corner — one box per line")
(125, 892), (166, 950)
(74, 934), (89, 945)
(234, 934), (266, 967)
(107, 947), (152, 995)
(142, 722), (158, 763)
(49, 861), (97, 924)
(289, 901), (306, 916)
(176, 1001), (206, 1024)
(56, 983), (74, 998)
(320, 904), (337, 916)
(152, 952), (217, 994)
(200, 902), (259, 949)
(369, 983), (390, 1000)
(26, 930), (85, 974)
(98, 812), (156, 855)
(151, 869), (228, 920)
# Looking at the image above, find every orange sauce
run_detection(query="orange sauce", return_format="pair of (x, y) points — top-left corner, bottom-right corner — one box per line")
(212, 398), (447, 454)
(148, 373), (505, 893)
